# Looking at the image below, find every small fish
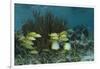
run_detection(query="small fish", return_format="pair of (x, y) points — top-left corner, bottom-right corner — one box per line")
(51, 41), (60, 50)
(27, 32), (42, 38)
(26, 36), (36, 40)
(49, 33), (59, 40)
(34, 34), (41, 38)
(63, 42), (71, 50)
(59, 31), (67, 36)
(59, 31), (68, 42)
(30, 50), (38, 54)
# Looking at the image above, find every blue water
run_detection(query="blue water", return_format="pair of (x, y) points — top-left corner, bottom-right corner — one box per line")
(15, 4), (94, 32)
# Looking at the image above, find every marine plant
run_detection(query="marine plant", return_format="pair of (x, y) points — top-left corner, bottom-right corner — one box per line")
(21, 10), (68, 50)
(15, 10), (94, 65)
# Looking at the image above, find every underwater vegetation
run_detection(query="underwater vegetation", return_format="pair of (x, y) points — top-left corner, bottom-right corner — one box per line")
(15, 9), (94, 65)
